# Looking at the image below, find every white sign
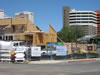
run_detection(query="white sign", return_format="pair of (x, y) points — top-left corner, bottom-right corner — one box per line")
(56, 46), (67, 56)
(15, 53), (25, 58)
(15, 53), (25, 61)
(31, 47), (41, 57)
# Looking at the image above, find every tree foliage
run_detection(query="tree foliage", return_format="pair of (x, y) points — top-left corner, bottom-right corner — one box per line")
(57, 25), (85, 42)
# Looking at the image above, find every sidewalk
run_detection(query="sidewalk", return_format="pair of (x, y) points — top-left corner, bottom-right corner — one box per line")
(0, 58), (100, 64)
(29, 58), (100, 64)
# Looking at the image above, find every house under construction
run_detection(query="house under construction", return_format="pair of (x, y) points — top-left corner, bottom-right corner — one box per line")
(0, 16), (57, 46)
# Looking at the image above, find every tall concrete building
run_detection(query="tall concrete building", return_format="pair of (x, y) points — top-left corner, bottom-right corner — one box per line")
(15, 11), (34, 24)
(63, 6), (70, 26)
(63, 6), (97, 35)
(96, 10), (100, 34)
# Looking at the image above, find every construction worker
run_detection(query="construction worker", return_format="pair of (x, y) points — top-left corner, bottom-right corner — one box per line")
(10, 49), (16, 63)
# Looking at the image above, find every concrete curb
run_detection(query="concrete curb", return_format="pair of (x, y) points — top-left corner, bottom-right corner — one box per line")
(68, 58), (100, 63)
(68, 59), (96, 63)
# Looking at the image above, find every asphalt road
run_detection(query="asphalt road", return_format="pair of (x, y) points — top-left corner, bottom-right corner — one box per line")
(0, 61), (100, 75)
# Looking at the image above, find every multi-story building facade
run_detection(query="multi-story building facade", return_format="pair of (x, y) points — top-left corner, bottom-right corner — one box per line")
(15, 11), (34, 24)
(96, 10), (100, 34)
(63, 6), (97, 35)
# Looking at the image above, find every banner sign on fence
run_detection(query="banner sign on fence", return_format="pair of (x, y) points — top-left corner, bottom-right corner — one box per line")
(46, 42), (57, 51)
(46, 42), (63, 51)
(56, 46), (67, 56)
(31, 47), (41, 57)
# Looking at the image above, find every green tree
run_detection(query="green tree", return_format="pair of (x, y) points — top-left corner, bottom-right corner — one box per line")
(70, 25), (85, 39)
(57, 25), (85, 42)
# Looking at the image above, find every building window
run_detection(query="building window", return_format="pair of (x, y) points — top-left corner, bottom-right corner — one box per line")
(97, 20), (100, 21)
(64, 10), (66, 12)
(5, 35), (13, 41)
(0, 36), (2, 40)
(97, 14), (100, 16)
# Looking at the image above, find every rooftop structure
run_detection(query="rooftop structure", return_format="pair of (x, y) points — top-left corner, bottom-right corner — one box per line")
(15, 11), (34, 24)
(0, 9), (8, 19)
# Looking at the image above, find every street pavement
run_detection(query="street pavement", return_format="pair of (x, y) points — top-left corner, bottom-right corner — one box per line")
(0, 58), (100, 75)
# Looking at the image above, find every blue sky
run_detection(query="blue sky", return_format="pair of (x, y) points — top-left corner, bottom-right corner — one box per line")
(0, 0), (100, 32)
